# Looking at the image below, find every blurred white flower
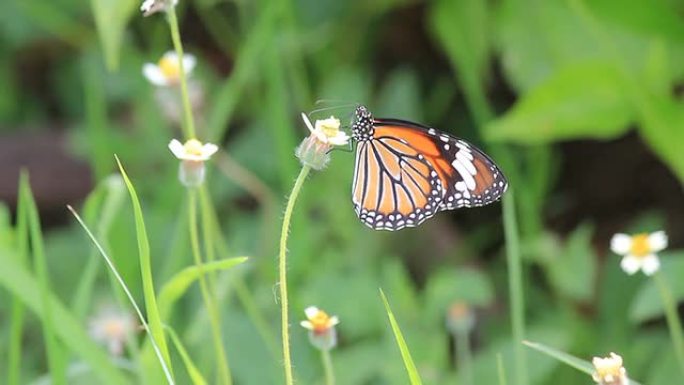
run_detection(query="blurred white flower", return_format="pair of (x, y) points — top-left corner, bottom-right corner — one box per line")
(168, 139), (218, 187)
(611, 231), (667, 276)
(301, 114), (349, 146)
(140, 0), (178, 16)
(88, 307), (137, 356)
(143, 51), (196, 86)
(592, 352), (628, 385)
(446, 302), (475, 335)
(300, 306), (340, 351)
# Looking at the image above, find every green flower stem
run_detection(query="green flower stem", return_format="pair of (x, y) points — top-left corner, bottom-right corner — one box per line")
(166, 6), (196, 140)
(503, 191), (528, 385)
(279, 165), (311, 385)
(188, 189), (232, 385)
(454, 331), (474, 385)
(654, 272), (684, 377)
(321, 349), (335, 385)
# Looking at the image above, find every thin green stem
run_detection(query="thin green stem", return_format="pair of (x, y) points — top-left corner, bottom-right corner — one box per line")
(654, 272), (684, 377)
(166, 6), (196, 140)
(321, 349), (335, 385)
(188, 190), (232, 385)
(496, 353), (508, 385)
(279, 165), (311, 385)
(454, 332), (473, 385)
(503, 191), (527, 385)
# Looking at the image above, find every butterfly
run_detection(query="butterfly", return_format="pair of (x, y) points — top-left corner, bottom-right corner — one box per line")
(350, 105), (508, 231)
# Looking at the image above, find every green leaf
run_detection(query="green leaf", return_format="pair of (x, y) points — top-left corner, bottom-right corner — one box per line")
(0, 249), (129, 385)
(157, 257), (248, 319)
(636, 96), (684, 183)
(543, 225), (597, 302)
(523, 340), (644, 385)
(485, 62), (633, 143)
(89, 0), (137, 71)
(630, 252), (684, 323)
(379, 289), (423, 385)
(115, 156), (174, 377)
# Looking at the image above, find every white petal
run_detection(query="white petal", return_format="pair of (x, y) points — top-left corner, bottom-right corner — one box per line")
(641, 254), (661, 276)
(648, 231), (668, 253)
(328, 132), (350, 146)
(201, 143), (219, 159)
(163, 51), (179, 62)
(140, 0), (155, 12)
(143, 64), (168, 86)
(329, 316), (340, 326)
(620, 255), (641, 275)
(610, 233), (632, 255)
(300, 321), (313, 330)
(304, 306), (319, 319)
(183, 54), (197, 74)
(301, 113), (315, 134)
(168, 139), (186, 159)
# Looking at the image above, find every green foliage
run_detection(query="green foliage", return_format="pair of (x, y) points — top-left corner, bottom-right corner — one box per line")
(380, 289), (423, 385)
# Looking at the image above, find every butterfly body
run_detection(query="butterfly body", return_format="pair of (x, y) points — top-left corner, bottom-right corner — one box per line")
(351, 105), (507, 231)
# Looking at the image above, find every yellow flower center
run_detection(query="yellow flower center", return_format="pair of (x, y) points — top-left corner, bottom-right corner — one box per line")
(184, 139), (204, 156)
(308, 310), (333, 332)
(630, 233), (651, 257)
(448, 302), (470, 320)
(158, 56), (181, 82)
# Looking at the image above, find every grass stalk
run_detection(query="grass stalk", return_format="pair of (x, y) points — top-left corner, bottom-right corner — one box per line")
(503, 190), (527, 385)
(496, 353), (507, 385)
(279, 165), (311, 385)
(166, 6), (196, 140)
(321, 349), (335, 385)
(653, 272), (684, 377)
(379, 289), (423, 385)
(454, 331), (473, 385)
(188, 189), (233, 385)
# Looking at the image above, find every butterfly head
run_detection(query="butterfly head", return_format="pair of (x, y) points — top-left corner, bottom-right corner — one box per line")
(351, 105), (374, 142)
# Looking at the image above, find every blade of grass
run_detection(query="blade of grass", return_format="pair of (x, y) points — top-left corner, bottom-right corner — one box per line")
(0, 249), (128, 384)
(157, 257), (248, 319)
(115, 156), (175, 377)
(7, 172), (31, 385)
(653, 272), (684, 377)
(68, 205), (174, 385)
(165, 326), (208, 385)
(379, 289), (423, 385)
(523, 340), (643, 385)
(503, 190), (528, 385)
(497, 353), (507, 385)
(19, 172), (67, 385)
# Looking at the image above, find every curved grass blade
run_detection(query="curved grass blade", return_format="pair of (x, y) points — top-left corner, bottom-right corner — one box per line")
(157, 257), (248, 319)
(523, 340), (643, 385)
(379, 289), (423, 385)
(116, 155), (175, 377)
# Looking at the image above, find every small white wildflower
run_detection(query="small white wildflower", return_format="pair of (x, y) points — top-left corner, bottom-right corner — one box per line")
(592, 352), (628, 385)
(446, 302), (475, 335)
(295, 113), (349, 170)
(611, 231), (667, 276)
(140, 0), (178, 16)
(88, 307), (137, 356)
(300, 306), (340, 351)
(143, 51), (196, 86)
(168, 138), (218, 187)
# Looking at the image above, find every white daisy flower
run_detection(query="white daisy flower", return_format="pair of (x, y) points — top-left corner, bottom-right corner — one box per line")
(143, 51), (196, 86)
(301, 113), (349, 146)
(295, 113), (349, 170)
(88, 307), (137, 356)
(611, 231), (667, 276)
(300, 306), (340, 351)
(140, 0), (178, 16)
(168, 138), (218, 187)
(592, 352), (628, 385)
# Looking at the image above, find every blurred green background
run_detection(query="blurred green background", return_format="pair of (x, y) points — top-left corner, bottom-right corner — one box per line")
(1, 0), (684, 384)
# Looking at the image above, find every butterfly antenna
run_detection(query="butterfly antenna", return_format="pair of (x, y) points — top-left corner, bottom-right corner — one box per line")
(308, 103), (358, 117)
